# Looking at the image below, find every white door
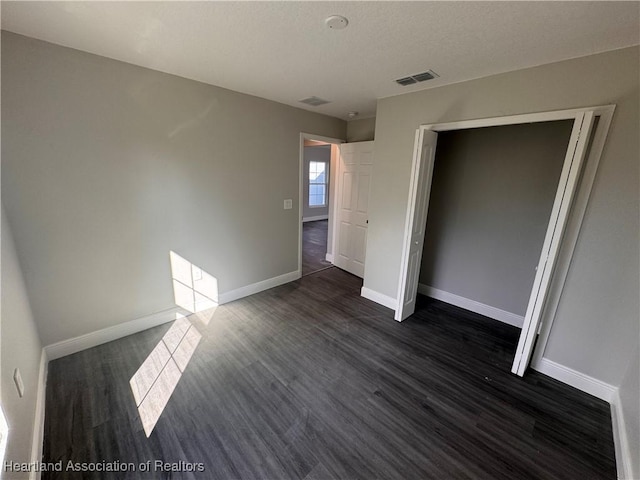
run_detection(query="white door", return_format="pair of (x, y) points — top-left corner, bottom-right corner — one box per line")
(511, 111), (595, 376)
(395, 130), (438, 321)
(334, 141), (374, 278)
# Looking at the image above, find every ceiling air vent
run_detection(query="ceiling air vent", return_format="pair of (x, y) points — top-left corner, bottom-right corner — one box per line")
(395, 70), (439, 86)
(299, 96), (331, 107)
(396, 77), (417, 86)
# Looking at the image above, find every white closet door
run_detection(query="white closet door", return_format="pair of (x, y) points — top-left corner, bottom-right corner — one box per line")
(511, 111), (595, 376)
(395, 130), (438, 321)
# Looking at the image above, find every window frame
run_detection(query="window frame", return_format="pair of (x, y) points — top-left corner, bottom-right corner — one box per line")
(308, 160), (328, 208)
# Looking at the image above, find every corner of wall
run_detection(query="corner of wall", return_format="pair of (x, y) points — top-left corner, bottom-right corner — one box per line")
(346, 117), (376, 142)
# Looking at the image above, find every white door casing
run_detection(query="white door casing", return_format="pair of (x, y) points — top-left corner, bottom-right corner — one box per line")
(395, 129), (438, 321)
(334, 141), (374, 278)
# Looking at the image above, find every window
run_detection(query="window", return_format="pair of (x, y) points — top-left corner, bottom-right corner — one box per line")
(309, 161), (328, 207)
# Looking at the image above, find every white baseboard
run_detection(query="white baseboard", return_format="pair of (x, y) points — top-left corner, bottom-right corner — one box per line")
(532, 357), (616, 402)
(531, 360), (629, 477)
(43, 271), (301, 359)
(361, 287), (397, 310)
(418, 284), (524, 328)
(30, 349), (48, 480)
(325, 253), (334, 263)
(303, 215), (328, 222)
(610, 390), (634, 480)
(44, 307), (182, 360)
(219, 270), (300, 304)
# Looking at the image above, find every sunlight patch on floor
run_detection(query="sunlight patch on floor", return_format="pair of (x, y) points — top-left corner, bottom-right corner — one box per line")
(130, 314), (207, 437)
(129, 251), (220, 437)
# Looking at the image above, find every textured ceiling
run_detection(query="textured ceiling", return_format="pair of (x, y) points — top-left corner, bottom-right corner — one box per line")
(2, 1), (638, 120)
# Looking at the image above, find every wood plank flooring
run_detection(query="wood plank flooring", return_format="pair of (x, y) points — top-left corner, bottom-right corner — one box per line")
(42, 267), (616, 479)
(302, 220), (331, 276)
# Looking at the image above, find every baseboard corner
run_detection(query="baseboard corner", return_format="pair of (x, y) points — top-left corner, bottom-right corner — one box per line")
(532, 357), (616, 402)
(361, 286), (397, 311)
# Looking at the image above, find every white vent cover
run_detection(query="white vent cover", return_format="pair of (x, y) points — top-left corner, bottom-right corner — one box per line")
(299, 96), (331, 106)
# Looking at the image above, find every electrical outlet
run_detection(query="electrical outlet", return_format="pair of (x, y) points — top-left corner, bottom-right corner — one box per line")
(284, 199), (293, 210)
(13, 368), (24, 398)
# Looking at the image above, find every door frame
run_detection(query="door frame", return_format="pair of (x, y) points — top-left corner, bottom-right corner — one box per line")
(298, 133), (345, 276)
(395, 104), (615, 375)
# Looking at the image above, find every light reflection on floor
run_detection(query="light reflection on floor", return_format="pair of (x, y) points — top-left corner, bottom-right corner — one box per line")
(130, 311), (215, 437)
(130, 251), (219, 437)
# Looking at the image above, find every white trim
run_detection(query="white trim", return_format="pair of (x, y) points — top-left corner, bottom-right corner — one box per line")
(328, 144), (340, 267)
(361, 287), (397, 311)
(29, 350), (48, 480)
(302, 215), (328, 223)
(43, 269), (301, 359)
(418, 284), (524, 328)
(421, 105), (613, 132)
(532, 358), (616, 402)
(300, 133), (346, 145)
(44, 307), (182, 360)
(535, 357), (632, 479)
(325, 253), (334, 263)
(610, 391), (634, 480)
(218, 270), (300, 304)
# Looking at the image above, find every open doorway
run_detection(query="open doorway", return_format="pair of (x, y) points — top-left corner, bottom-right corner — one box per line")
(395, 106), (614, 376)
(299, 134), (344, 276)
(303, 140), (331, 275)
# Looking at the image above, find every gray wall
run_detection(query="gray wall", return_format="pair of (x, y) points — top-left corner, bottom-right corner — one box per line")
(347, 117), (376, 142)
(1, 32), (346, 345)
(365, 46), (638, 391)
(420, 121), (572, 318)
(1, 205), (43, 473)
(303, 145), (331, 220)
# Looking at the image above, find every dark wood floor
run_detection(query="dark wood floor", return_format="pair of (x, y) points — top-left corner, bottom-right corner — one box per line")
(43, 267), (616, 479)
(302, 220), (331, 276)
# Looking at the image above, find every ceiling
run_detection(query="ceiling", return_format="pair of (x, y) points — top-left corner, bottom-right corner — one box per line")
(2, 2), (638, 120)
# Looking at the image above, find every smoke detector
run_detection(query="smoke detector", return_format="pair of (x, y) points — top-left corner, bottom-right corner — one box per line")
(325, 15), (349, 30)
